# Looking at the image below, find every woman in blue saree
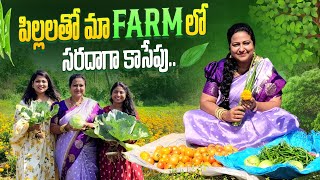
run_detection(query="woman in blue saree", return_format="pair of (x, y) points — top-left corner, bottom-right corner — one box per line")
(51, 74), (101, 180)
(184, 23), (300, 150)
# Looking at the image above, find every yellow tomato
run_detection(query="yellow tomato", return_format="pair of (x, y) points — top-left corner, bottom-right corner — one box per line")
(169, 154), (179, 165)
(140, 151), (151, 161)
(146, 157), (155, 165)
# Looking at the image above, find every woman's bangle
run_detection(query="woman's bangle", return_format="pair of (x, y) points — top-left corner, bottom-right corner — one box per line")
(60, 124), (67, 133)
(215, 107), (227, 121)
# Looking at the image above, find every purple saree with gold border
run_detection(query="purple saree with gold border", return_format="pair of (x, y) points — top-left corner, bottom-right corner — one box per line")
(54, 98), (101, 180)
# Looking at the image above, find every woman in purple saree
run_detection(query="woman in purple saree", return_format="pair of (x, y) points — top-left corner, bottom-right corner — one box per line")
(184, 23), (300, 150)
(51, 74), (101, 180)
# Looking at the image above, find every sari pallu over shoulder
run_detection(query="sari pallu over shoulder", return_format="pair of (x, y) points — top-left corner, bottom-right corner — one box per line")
(55, 98), (100, 179)
(184, 57), (300, 150)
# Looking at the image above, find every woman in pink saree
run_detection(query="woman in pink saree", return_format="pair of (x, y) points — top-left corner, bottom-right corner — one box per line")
(51, 74), (102, 180)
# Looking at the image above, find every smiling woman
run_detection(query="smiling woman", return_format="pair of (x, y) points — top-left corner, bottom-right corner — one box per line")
(98, 81), (143, 180)
(183, 23), (301, 150)
(10, 70), (60, 180)
(50, 74), (102, 180)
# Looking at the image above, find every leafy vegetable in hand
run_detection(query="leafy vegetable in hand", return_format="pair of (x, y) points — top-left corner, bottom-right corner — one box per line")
(69, 114), (86, 129)
(85, 109), (150, 150)
(16, 101), (59, 126)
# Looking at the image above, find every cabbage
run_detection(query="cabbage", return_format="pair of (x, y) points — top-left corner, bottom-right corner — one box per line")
(16, 101), (59, 125)
(69, 114), (86, 129)
(85, 109), (150, 151)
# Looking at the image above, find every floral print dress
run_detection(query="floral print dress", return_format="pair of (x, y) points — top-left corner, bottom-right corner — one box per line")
(10, 100), (57, 180)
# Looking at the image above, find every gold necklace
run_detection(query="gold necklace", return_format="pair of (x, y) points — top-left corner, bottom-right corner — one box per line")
(69, 97), (83, 107)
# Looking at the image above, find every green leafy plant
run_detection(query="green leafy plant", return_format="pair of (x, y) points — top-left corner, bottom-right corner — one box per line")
(282, 68), (320, 131)
(85, 109), (150, 151)
(249, 0), (319, 69)
(16, 101), (59, 126)
(312, 113), (320, 131)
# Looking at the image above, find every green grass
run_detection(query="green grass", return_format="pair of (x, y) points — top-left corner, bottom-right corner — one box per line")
(0, 100), (16, 116)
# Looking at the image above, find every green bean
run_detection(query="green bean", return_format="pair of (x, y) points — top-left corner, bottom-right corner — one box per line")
(0, 2), (5, 59)
(257, 141), (316, 166)
(4, 8), (13, 65)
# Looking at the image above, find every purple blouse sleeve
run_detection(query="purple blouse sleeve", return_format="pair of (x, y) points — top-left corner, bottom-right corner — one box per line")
(202, 60), (225, 97)
(256, 67), (286, 102)
(50, 101), (68, 124)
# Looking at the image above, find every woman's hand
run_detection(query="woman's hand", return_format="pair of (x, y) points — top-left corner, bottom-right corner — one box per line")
(82, 122), (94, 131)
(241, 97), (257, 111)
(64, 123), (74, 131)
(222, 106), (245, 122)
(124, 140), (137, 144)
(69, 122), (94, 131)
(28, 124), (41, 132)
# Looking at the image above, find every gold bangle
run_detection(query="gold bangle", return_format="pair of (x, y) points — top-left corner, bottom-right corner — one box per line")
(60, 124), (67, 133)
(215, 107), (227, 120)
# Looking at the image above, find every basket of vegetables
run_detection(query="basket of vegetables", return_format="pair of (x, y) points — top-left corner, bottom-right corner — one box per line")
(215, 130), (320, 179)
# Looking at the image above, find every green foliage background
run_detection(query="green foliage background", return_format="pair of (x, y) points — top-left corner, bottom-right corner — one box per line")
(282, 68), (320, 131)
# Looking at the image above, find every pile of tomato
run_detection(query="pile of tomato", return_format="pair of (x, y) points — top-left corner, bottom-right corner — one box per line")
(139, 144), (238, 169)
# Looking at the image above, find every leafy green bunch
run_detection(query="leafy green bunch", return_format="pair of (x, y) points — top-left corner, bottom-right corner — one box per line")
(16, 101), (59, 126)
(85, 109), (150, 150)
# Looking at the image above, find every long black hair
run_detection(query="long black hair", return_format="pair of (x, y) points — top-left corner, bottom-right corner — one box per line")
(219, 23), (255, 109)
(109, 82), (137, 117)
(22, 70), (61, 105)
